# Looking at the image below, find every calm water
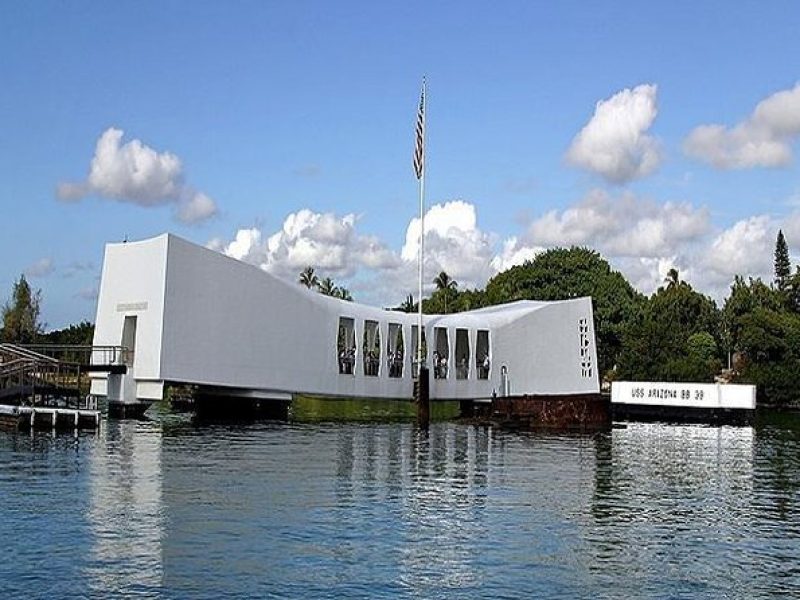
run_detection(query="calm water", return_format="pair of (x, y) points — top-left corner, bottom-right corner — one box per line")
(2, 409), (799, 599)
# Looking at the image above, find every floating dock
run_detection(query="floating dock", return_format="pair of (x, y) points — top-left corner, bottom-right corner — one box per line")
(611, 381), (756, 424)
(0, 403), (101, 431)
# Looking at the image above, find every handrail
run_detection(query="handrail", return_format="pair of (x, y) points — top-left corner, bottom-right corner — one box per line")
(0, 346), (87, 409)
(17, 344), (130, 365)
(0, 343), (60, 364)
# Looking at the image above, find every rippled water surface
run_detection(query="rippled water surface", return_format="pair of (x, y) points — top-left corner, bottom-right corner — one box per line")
(2, 410), (799, 599)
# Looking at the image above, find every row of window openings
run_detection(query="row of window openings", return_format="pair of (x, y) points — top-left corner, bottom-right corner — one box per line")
(578, 318), (593, 379)
(337, 318), (491, 380)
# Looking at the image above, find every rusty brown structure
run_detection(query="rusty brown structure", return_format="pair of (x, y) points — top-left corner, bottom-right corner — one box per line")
(489, 393), (610, 431)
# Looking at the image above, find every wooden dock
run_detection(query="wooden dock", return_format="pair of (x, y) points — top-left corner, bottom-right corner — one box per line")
(0, 403), (100, 431)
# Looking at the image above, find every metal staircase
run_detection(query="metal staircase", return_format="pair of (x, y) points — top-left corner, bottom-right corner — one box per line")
(0, 343), (82, 407)
(0, 343), (126, 409)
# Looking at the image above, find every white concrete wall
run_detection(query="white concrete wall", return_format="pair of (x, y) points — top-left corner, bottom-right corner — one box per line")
(491, 298), (600, 395)
(92, 234), (601, 401)
(612, 381), (756, 410)
(90, 236), (168, 401)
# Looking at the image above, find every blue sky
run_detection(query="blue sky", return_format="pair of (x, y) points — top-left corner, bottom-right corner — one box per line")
(2, 1), (799, 329)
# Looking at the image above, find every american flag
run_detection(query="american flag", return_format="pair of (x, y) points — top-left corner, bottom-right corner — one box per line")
(413, 81), (425, 180)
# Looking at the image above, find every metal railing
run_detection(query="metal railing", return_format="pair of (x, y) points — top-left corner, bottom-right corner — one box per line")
(0, 343), (122, 409)
(17, 344), (131, 366)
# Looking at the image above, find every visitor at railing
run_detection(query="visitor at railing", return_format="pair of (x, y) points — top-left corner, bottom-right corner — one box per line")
(478, 353), (490, 379)
(457, 356), (468, 380)
(338, 347), (356, 374)
(387, 350), (403, 378)
(433, 352), (448, 379)
(364, 350), (379, 376)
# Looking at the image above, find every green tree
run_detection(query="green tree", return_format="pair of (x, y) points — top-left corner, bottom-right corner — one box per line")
(485, 247), (643, 377)
(2, 275), (43, 344)
(736, 307), (800, 406)
(42, 320), (95, 346)
(451, 288), (487, 312)
(774, 229), (791, 292)
(617, 278), (721, 382)
(722, 276), (782, 358)
(787, 266), (800, 313)
(299, 266), (319, 289)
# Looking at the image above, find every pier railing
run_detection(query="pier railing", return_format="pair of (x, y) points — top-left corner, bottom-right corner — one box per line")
(0, 343), (128, 410)
(17, 344), (131, 367)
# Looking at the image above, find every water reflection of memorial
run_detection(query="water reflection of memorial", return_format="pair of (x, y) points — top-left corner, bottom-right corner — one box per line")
(86, 421), (164, 596)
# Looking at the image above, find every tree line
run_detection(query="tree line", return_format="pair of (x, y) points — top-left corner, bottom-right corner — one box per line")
(5, 231), (800, 406)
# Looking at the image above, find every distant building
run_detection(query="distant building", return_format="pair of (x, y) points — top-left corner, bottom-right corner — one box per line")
(90, 234), (599, 411)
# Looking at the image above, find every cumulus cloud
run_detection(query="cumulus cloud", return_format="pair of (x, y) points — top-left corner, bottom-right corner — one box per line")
(525, 189), (710, 259)
(490, 237), (543, 273)
(684, 82), (800, 169)
(703, 216), (774, 285)
(176, 191), (217, 224)
(566, 84), (661, 184)
(207, 194), (790, 307)
(509, 191), (799, 299)
(486, 189), (717, 296)
(57, 127), (218, 224)
(24, 258), (55, 278)
(208, 202), (507, 306)
(401, 201), (497, 289)
(209, 209), (401, 284)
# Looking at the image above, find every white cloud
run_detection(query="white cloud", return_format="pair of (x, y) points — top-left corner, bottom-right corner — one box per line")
(57, 127), (218, 224)
(615, 256), (695, 296)
(401, 201), (497, 289)
(176, 191), (217, 224)
(208, 202), (499, 306)
(24, 257), (54, 278)
(209, 210), (401, 285)
(684, 82), (800, 169)
(490, 237), (542, 273)
(704, 216), (774, 283)
(206, 197), (791, 307)
(566, 84), (661, 184)
(525, 189), (710, 259)
(497, 189), (721, 297)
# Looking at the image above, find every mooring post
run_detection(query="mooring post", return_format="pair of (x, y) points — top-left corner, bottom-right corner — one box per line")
(417, 365), (430, 428)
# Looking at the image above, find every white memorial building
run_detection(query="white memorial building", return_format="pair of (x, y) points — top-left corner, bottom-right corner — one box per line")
(90, 234), (600, 409)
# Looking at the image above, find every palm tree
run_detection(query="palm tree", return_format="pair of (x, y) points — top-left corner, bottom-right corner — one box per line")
(433, 271), (458, 313)
(317, 277), (338, 297)
(299, 266), (319, 289)
(433, 271), (458, 292)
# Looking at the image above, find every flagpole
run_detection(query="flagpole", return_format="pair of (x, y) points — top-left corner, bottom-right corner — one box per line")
(417, 78), (426, 372)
